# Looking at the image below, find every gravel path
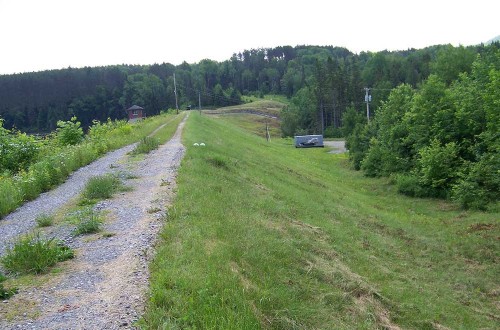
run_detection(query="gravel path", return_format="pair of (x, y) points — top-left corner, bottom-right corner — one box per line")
(0, 114), (187, 329)
(323, 140), (347, 154)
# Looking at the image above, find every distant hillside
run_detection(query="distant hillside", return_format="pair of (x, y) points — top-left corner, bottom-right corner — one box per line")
(1, 43), (498, 135)
(486, 35), (500, 44)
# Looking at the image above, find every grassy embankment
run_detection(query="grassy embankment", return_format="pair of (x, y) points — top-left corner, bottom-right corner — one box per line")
(202, 99), (284, 139)
(141, 109), (499, 329)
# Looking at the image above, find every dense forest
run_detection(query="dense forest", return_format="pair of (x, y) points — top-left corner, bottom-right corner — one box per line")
(1, 43), (499, 209)
(1, 43), (495, 133)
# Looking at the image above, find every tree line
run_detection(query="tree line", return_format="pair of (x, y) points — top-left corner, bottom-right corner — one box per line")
(346, 45), (500, 210)
(1, 43), (492, 134)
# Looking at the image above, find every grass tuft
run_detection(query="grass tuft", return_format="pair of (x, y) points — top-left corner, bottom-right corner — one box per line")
(131, 136), (160, 155)
(81, 174), (122, 203)
(0, 272), (17, 299)
(72, 208), (103, 236)
(35, 214), (53, 227)
(1, 232), (74, 275)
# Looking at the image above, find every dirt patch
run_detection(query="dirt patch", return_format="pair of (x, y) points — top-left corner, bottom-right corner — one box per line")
(467, 223), (495, 233)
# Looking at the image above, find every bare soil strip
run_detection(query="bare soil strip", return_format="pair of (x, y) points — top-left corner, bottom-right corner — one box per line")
(0, 115), (187, 329)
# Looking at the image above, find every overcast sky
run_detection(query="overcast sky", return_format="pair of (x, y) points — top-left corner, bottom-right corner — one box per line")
(0, 0), (498, 75)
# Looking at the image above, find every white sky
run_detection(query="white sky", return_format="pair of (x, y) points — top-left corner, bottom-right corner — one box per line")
(0, 0), (498, 75)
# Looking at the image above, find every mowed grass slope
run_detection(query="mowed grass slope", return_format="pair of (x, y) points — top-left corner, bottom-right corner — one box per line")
(141, 112), (499, 329)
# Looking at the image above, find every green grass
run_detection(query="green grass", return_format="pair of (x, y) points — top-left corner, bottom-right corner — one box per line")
(0, 272), (17, 299)
(35, 214), (53, 227)
(132, 136), (161, 155)
(72, 208), (103, 236)
(140, 112), (499, 329)
(206, 99), (285, 118)
(81, 174), (122, 202)
(214, 113), (281, 140)
(1, 232), (74, 275)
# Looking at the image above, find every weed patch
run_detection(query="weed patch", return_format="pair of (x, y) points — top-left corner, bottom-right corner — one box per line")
(81, 175), (122, 203)
(72, 208), (103, 236)
(1, 232), (74, 275)
(131, 136), (160, 155)
(0, 272), (17, 299)
(35, 214), (53, 227)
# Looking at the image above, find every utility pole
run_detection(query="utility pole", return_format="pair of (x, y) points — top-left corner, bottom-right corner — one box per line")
(173, 73), (179, 114)
(364, 87), (371, 122)
(265, 120), (271, 142)
(320, 100), (325, 134)
(198, 91), (201, 114)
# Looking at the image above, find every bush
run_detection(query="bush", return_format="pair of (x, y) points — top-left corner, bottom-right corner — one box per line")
(346, 122), (375, 170)
(0, 177), (22, 218)
(323, 126), (343, 138)
(360, 138), (384, 177)
(452, 154), (500, 210)
(395, 173), (431, 198)
(0, 121), (39, 173)
(56, 117), (83, 146)
(416, 140), (461, 194)
(1, 232), (74, 275)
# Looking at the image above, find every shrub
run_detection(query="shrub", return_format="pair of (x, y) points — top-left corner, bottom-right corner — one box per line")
(416, 140), (461, 195)
(56, 116), (83, 146)
(346, 122), (375, 170)
(1, 232), (74, 275)
(395, 173), (431, 198)
(323, 126), (343, 138)
(0, 177), (22, 218)
(360, 138), (384, 177)
(452, 154), (500, 210)
(0, 131), (39, 173)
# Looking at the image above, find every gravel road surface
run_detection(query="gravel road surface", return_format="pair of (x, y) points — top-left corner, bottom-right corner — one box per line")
(0, 114), (187, 329)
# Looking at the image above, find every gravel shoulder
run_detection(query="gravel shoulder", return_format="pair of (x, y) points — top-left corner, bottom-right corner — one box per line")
(0, 115), (188, 329)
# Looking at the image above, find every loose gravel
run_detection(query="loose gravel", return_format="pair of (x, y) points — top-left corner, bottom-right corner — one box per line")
(0, 114), (187, 329)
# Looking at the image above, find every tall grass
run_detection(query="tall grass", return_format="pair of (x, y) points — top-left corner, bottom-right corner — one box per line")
(1, 232), (74, 275)
(131, 137), (160, 155)
(81, 175), (122, 202)
(140, 112), (499, 329)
